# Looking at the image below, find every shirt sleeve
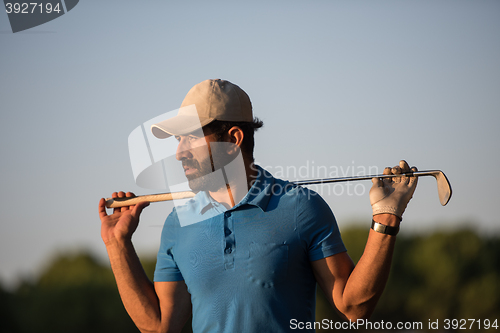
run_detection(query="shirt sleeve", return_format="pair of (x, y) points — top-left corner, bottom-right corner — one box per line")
(295, 187), (347, 261)
(154, 209), (185, 282)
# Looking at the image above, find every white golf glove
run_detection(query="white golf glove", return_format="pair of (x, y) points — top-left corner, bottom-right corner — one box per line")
(370, 160), (418, 220)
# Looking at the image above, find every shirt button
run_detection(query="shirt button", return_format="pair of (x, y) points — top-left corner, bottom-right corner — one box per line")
(224, 212), (231, 218)
(225, 248), (232, 254)
(224, 228), (232, 236)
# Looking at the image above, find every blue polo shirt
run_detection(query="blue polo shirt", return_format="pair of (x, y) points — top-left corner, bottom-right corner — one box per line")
(154, 166), (346, 332)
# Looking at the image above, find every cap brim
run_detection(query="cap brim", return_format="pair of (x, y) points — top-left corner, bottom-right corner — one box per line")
(151, 115), (215, 139)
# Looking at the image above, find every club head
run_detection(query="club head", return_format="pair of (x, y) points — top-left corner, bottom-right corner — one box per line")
(429, 171), (452, 206)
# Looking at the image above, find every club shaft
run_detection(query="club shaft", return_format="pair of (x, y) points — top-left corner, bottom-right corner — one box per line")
(292, 170), (439, 186)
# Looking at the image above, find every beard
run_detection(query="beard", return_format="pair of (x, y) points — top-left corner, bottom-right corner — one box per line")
(183, 157), (219, 192)
(183, 142), (236, 192)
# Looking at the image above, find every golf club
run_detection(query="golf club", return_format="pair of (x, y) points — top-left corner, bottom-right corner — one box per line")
(293, 170), (452, 206)
(105, 170), (452, 208)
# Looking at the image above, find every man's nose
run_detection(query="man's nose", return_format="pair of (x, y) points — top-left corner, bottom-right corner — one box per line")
(176, 138), (192, 161)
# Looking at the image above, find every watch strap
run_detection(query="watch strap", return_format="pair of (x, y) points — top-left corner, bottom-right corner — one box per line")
(371, 220), (399, 236)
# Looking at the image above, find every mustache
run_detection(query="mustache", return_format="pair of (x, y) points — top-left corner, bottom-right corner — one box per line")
(182, 159), (200, 169)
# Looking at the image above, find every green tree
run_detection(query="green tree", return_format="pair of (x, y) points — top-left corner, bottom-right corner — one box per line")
(404, 229), (500, 322)
(10, 252), (138, 333)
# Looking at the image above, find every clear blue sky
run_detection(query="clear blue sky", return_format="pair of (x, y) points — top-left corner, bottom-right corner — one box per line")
(1, 1), (499, 289)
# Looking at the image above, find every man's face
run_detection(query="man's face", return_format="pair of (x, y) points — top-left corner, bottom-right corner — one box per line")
(175, 129), (233, 192)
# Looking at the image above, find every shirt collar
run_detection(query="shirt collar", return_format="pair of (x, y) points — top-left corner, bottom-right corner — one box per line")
(233, 165), (274, 212)
(193, 190), (227, 215)
(193, 165), (275, 215)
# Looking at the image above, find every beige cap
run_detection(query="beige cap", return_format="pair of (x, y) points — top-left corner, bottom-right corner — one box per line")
(151, 79), (253, 139)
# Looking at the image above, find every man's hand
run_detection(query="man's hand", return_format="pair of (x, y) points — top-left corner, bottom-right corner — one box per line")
(370, 160), (418, 220)
(99, 192), (150, 245)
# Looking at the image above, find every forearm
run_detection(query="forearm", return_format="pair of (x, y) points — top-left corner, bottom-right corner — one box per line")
(105, 238), (161, 333)
(338, 214), (399, 319)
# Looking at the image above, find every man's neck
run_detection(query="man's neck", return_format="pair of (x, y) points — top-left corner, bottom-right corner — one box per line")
(208, 161), (258, 209)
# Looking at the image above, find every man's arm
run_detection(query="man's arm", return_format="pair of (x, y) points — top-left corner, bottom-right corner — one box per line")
(312, 160), (417, 320)
(99, 192), (191, 333)
(312, 214), (399, 320)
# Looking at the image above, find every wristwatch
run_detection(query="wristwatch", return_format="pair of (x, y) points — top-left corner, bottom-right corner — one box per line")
(371, 220), (399, 236)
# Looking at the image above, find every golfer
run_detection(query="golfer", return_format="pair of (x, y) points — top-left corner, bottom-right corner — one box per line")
(99, 79), (418, 333)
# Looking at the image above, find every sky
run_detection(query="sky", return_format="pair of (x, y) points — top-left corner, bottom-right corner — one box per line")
(1, 0), (499, 289)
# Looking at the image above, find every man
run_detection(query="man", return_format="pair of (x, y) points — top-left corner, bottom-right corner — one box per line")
(99, 79), (417, 333)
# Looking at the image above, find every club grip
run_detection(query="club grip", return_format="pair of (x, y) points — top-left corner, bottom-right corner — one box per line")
(105, 191), (196, 208)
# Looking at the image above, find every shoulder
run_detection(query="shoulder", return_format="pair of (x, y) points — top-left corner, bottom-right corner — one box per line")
(258, 166), (331, 211)
(163, 192), (211, 228)
(272, 175), (330, 212)
(292, 186), (334, 220)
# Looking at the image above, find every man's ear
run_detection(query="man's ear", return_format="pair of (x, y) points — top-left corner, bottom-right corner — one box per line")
(226, 126), (244, 154)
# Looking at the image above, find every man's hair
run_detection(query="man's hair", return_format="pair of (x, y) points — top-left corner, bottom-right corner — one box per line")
(203, 117), (264, 160)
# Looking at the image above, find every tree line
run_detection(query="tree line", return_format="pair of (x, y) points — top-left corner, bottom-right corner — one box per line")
(1, 226), (499, 332)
